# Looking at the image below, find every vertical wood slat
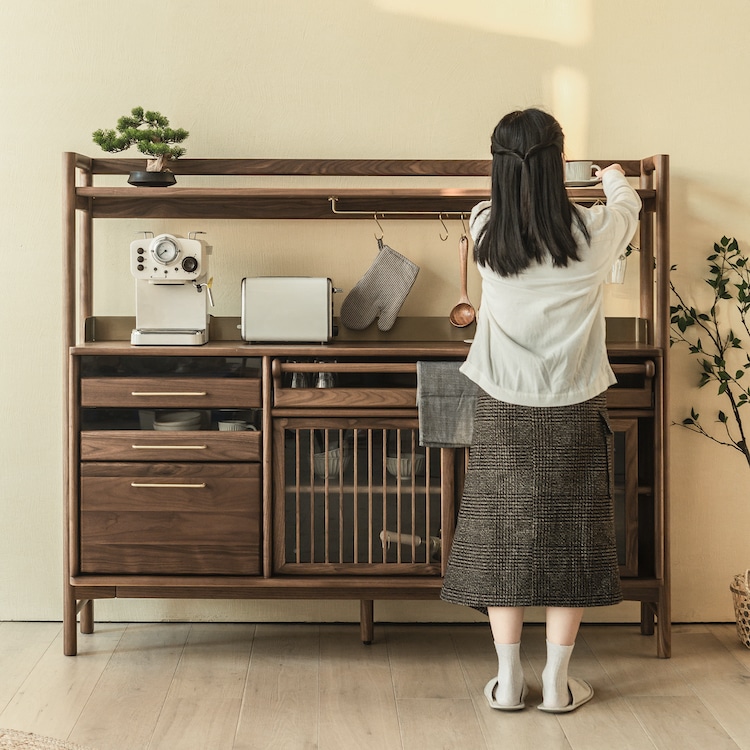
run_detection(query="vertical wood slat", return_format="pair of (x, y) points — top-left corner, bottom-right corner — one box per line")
(395, 435), (402, 564)
(425, 448), (432, 563)
(281, 423), (445, 569)
(381, 431), (388, 562)
(308, 434), (315, 564)
(295, 430), (301, 564)
(410, 430), (417, 562)
(338, 429), (345, 564)
(323, 431), (329, 563)
(367, 430), (373, 564)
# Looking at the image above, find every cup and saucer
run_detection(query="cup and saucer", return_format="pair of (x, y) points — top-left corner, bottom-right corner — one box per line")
(564, 160), (602, 187)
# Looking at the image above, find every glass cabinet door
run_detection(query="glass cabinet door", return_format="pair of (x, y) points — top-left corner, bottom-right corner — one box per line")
(611, 417), (640, 576)
(273, 418), (449, 575)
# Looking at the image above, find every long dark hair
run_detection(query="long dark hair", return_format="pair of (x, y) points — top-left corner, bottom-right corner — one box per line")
(475, 108), (589, 276)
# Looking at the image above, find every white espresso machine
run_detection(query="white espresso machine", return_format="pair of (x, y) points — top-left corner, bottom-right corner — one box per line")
(130, 232), (213, 345)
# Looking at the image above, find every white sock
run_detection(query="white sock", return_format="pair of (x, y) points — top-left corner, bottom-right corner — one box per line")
(542, 640), (574, 708)
(493, 641), (524, 706)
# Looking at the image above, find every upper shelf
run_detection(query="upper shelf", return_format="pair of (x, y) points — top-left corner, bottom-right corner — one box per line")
(66, 154), (662, 220)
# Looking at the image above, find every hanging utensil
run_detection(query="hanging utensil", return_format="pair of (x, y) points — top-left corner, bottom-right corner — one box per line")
(449, 235), (476, 327)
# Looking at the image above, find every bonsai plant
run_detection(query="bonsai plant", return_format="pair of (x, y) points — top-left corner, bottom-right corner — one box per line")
(92, 106), (189, 186)
(670, 236), (750, 468)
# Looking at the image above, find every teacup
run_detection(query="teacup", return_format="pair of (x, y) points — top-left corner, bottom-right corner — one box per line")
(218, 420), (257, 431)
(565, 160), (600, 183)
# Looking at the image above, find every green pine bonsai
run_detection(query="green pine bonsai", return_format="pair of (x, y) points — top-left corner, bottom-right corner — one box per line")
(92, 106), (189, 172)
(670, 236), (750, 469)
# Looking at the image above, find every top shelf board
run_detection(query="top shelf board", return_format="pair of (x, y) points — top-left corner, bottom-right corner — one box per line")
(67, 154), (662, 220)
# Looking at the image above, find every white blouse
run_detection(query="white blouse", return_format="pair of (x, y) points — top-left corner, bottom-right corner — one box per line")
(460, 169), (642, 407)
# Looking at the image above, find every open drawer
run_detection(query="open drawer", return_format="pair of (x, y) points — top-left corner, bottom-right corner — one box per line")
(272, 358), (656, 410)
(607, 360), (656, 409)
(272, 359), (420, 409)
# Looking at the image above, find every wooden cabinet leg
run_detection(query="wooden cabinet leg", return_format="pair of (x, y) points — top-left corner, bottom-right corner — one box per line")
(656, 598), (671, 659)
(640, 602), (655, 636)
(360, 599), (374, 645)
(80, 600), (94, 634)
(63, 586), (77, 656)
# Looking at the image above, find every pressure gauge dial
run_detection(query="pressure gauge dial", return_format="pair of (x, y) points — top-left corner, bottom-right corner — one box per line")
(151, 235), (180, 265)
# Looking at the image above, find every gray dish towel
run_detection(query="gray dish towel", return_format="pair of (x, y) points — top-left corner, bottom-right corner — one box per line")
(417, 361), (477, 447)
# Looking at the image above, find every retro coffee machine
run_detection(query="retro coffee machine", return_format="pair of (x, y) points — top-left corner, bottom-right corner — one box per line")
(130, 231), (213, 345)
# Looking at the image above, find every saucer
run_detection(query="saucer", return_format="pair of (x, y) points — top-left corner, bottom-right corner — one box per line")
(565, 178), (602, 187)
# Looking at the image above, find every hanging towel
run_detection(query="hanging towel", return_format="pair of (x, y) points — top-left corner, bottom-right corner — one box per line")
(417, 361), (477, 447)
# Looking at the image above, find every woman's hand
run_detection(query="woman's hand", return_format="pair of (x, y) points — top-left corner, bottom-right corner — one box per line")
(596, 163), (625, 178)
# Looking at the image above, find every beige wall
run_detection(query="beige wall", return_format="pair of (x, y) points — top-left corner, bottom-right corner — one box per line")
(2, 0), (749, 626)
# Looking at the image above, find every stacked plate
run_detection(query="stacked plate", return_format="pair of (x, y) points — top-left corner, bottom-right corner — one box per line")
(153, 411), (202, 431)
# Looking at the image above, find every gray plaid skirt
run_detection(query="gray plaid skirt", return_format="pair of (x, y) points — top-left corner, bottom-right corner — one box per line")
(440, 390), (622, 610)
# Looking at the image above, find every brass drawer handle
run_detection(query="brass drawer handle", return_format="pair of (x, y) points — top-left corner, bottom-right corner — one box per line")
(131, 444), (207, 450)
(130, 482), (207, 489)
(131, 391), (208, 396)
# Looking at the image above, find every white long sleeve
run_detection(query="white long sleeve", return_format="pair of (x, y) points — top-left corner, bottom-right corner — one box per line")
(460, 170), (642, 407)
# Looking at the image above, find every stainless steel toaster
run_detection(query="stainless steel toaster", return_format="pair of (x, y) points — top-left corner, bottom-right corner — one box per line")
(241, 277), (337, 343)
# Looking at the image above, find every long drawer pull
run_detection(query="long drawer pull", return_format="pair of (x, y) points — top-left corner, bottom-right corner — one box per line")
(131, 391), (208, 396)
(130, 482), (207, 489)
(131, 444), (208, 450)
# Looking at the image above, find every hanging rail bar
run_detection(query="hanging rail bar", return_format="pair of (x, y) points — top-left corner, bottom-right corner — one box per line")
(329, 196), (468, 220)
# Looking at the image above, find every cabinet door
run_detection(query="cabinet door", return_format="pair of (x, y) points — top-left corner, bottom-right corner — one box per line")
(272, 418), (451, 575)
(610, 418), (639, 576)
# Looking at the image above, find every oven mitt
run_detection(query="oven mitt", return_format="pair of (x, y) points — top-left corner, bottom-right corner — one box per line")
(340, 240), (419, 331)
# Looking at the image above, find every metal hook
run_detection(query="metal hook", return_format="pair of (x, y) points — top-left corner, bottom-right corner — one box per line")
(438, 213), (449, 241)
(373, 213), (385, 241)
(460, 213), (469, 239)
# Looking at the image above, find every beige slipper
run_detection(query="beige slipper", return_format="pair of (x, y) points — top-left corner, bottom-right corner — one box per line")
(484, 678), (528, 711)
(538, 677), (594, 713)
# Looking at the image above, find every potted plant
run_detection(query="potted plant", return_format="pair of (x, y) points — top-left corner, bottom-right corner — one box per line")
(670, 235), (750, 648)
(92, 106), (189, 186)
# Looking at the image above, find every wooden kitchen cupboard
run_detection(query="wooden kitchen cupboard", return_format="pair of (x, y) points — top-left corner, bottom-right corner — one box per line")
(62, 154), (671, 657)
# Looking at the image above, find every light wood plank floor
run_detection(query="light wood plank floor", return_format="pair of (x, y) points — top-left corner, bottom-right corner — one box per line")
(1, 622), (749, 749)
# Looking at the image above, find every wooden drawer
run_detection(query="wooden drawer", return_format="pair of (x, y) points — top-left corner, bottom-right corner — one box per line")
(272, 358), (418, 409)
(80, 462), (260, 575)
(81, 377), (261, 408)
(80, 429), (261, 462)
(607, 361), (656, 409)
(275, 387), (415, 409)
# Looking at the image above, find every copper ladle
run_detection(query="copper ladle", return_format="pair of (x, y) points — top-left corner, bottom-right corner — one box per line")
(449, 235), (476, 327)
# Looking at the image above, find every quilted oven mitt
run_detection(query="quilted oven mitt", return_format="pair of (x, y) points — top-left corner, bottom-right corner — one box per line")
(340, 240), (420, 331)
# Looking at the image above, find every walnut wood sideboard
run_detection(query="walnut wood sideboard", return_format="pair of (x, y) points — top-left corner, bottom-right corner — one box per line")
(62, 154), (670, 657)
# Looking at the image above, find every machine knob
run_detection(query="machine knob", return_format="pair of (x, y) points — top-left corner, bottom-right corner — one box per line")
(182, 256), (199, 273)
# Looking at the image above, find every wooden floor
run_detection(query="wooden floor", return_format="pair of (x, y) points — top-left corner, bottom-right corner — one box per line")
(0, 622), (749, 749)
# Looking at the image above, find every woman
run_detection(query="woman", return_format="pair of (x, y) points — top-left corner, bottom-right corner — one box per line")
(440, 108), (641, 713)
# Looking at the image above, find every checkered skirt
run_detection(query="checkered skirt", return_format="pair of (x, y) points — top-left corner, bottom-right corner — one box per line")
(440, 391), (622, 610)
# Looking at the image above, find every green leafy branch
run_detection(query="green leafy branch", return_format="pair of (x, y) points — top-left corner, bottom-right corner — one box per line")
(670, 236), (750, 468)
(92, 106), (188, 171)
